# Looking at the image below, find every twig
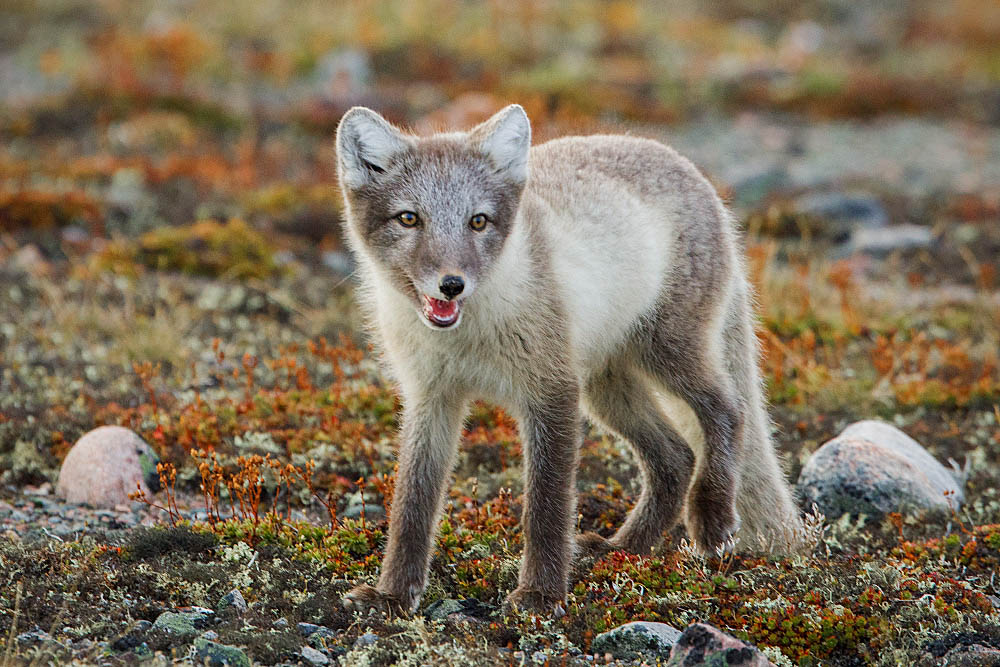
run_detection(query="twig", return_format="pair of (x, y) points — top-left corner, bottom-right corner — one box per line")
(3, 580), (23, 667)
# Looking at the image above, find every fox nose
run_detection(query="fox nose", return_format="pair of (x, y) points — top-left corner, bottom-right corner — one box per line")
(439, 275), (465, 299)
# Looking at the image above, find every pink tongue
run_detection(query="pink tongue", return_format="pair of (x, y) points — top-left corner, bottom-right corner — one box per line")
(429, 298), (457, 318)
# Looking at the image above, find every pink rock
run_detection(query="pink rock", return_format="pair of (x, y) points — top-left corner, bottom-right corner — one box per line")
(667, 623), (774, 666)
(57, 426), (160, 508)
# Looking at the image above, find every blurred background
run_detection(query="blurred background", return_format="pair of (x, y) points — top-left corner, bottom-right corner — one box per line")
(2, 4), (1000, 663)
(1, 0), (999, 503)
(2, 0), (999, 271)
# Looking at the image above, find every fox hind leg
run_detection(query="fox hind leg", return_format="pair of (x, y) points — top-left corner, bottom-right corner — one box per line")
(582, 360), (695, 556)
(633, 325), (745, 554)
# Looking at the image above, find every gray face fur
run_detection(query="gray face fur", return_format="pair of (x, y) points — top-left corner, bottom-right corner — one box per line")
(336, 105), (531, 329)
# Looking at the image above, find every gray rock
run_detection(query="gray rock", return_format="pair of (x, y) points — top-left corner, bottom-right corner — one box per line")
(849, 223), (933, 257)
(193, 638), (251, 667)
(590, 621), (683, 660)
(297, 623), (323, 636)
(111, 620), (152, 652)
(106, 168), (151, 215)
(151, 609), (213, 638)
(423, 598), (491, 622)
(424, 598), (464, 620)
(273, 617), (289, 629)
(16, 627), (53, 646)
(729, 167), (790, 210)
(321, 250), (354, 276)
(57, 426), (160, 508)
(217, 589), (248, 617)
(339, 503), (386, 522)
(313, 49), (371, 102)
(667, 623), (774, 666)
(793, 191), (888, 241)
(797, 420), (964, 519)
(301, 645), (330, 665)
(353, 632), (377, 649)
(298, 622), (338, 648)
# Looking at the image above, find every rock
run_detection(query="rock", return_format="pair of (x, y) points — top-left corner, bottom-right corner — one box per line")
(106, 168), (148, 213)
(10, 244), (50, 276)
(424, 598), (492, 622)
(339, 502), (386, 522)
(16, 627), (53, 646)
(849, 223), (933, 257)
(217, 589), (248, 617)
(424, 598), (464, 620)
(313, 49), (371, 102)
(792, 191), (888, 242)
(301, 645), (330, 665)
(778, 20), (824, 60)
(729, 167), (790, 210)
(193, 638), (251, 667)
(57, 426), (160, 508)
(272, 617), (289, 629)
(797, 420), (964, 519)
(110, 620), (152, 652)
(12, 627), (68, 659)
(939, 644), (1000, 666)
(321, 250), (353, 276)
(298, 622), (338, 648)
(590, 621), (683, 660)
(667, 623), (774, 666)
(151, 609), (214, 638)
(353, 632), (377, 649)
(297, 623), (324, 636)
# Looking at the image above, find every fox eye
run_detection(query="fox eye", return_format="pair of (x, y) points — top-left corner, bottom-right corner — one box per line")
(469, 213), (488, 231)
(396, 211), (419, 227)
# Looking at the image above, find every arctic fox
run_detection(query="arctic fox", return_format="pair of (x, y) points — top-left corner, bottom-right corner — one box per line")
(335, 104), (802, 616)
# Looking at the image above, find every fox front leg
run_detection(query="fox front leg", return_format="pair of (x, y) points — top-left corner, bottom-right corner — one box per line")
(504, 385), (581, 618)
(343, 390), (466, 615)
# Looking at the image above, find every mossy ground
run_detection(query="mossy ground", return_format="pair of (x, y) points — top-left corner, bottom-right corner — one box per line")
(2, 1), (1000, 665)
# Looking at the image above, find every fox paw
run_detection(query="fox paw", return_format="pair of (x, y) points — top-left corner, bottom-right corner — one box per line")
(575, 532), (616, 560)
(686, 483), (741, 554)
(503, 587), (566, 618)
(342, 584), (411, 616)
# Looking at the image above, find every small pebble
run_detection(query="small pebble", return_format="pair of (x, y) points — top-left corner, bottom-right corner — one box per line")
(301, 645), (329, 665)
(217, 589), (248, 617)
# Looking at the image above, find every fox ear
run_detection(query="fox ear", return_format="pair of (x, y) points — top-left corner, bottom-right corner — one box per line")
(336, 107), (410, 189)
(471, 104), (531, 183)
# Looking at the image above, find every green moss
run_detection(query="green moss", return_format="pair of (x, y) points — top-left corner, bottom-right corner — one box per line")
(97, 218), (279, 279)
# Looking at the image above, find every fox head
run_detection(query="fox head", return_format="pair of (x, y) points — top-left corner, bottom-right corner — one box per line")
(336, 104), (530, 330)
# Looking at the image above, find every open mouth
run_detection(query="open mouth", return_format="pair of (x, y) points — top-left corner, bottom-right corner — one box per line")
(421, 294), (461, 328)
